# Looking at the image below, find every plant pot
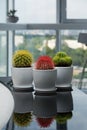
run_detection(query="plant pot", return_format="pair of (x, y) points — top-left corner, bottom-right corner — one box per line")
(33, 68), (57, 91)
(7, 16), (19, 23)
(12, 67), (33, 88)
(56, 66), (73, 87)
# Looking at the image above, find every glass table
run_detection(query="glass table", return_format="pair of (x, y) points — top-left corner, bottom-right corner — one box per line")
(2, 83), (87, 130)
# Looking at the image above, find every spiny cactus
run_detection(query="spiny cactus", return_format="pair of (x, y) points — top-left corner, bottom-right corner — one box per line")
(56, 52), (67, 57)
(35, 55), (54, 70)
(12, 50), (33, 67)
(36, 117), (54, 128)
(53, 51), (72, 67)
(55, 112), (72, 124)
(13, 112), (32, 127)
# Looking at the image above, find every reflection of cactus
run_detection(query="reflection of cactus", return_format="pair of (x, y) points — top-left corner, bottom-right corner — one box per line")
(36, 117), (54, 128)
(55, 112), (72, 124)
(13, 112), (32, 127)
(53, 51), (72, 67)
(12, 50), (33, 67)
(35, 56), (54, 70)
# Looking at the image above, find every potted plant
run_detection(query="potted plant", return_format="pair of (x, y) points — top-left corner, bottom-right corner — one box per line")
(53, 52), (73, 88)
(33, 55), (57, 91)
(12, 50), (33, 88)
(13, 112), (32, 127)
(7, 9), (19, 23)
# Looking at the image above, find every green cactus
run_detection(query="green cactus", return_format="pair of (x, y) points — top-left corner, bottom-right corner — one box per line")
(56, 52), (67, 57)
(13, 112), (32, 127)
(53, 51), (72, 67)
(12, 50), (33, 67)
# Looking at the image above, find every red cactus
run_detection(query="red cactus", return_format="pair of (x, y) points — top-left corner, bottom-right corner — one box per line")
(35, 56), (54, 70)
(36, 117), (54, 128)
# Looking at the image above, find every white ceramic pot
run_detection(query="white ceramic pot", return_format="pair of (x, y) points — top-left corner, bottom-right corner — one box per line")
(56, 66), (73, 87)
(33, 68), (57, 91)
(12, 67), (33, 88)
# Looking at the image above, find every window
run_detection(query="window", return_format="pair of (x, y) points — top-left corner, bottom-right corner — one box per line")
(61, 0), (87, 22)
(0, 0), (6, 23)
(0, 0), (87, 89)
(15, 0), (56, 23)
(15, 30), (56, 62)
(67, 0), (87, 19)
(60, 30), (87, 88)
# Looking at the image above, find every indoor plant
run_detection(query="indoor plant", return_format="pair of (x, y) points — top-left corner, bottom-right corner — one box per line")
(53, 51), (73, 87)
(7, 9), (19, 23)
(33, 55), (57, 91)
(12, 50), (33, 88)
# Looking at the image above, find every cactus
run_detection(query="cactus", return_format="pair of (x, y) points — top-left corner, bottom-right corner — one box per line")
(13, 112), (32, 127)
(53, 51), (72, 67)
(12, 50), (33, 67)
(56, 52), (67, 57)
(36, 117), (54, 128)
(35, 56), (54, 70)
(55, 112), (72, 124)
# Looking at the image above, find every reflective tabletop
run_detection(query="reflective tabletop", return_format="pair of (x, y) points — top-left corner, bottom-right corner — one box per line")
(2, 85), (87, 130)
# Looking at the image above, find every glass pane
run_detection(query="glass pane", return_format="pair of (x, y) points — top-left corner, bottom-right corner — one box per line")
(0, 0), (6, 23)
(15, 0), (56, 23)
(0, 31), (7, 76)
(67, 0), (87, 19)
(15, 30), (56, 62)
(60, 30), (87, 88)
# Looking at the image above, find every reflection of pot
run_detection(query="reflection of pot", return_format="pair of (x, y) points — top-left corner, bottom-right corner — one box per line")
(13, 112), (32, 127)
(13, 91), (33, 113)
(33, 93), (57, 117)
(57, 91), (73, 113)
